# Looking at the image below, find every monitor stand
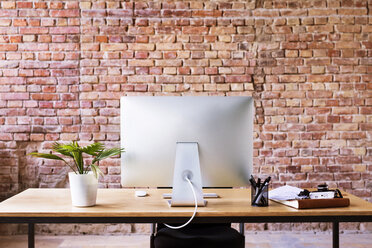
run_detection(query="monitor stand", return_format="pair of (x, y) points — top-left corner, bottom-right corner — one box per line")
(168, 142), (206, 207)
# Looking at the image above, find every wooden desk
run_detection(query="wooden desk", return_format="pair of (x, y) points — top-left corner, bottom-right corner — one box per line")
(0, 188), (371, 248)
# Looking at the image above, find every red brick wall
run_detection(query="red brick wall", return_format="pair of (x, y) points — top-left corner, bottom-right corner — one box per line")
(0, 0), (371, 234)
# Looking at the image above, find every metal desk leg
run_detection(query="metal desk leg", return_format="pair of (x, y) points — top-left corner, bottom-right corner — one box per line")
(333, 222), (339, 248)
(150, 223), (156, 248)
(239, 223), (245, 244)
(28, 223), (35, 248)
(239, 223), (244, 235)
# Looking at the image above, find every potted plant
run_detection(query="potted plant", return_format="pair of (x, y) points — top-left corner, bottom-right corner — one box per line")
(29, 141), (124, 207)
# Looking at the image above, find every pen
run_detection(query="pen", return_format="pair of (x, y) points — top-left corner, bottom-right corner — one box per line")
(249, 175), (257, 188)
(262, 176), (271, 186)
(254, 182), (269, 205)
(252, 176), (271, 205)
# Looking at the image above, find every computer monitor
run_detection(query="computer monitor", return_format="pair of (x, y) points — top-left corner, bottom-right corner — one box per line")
(120, 96), (253, 206)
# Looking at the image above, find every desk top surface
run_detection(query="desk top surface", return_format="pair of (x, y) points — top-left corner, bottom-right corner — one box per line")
(0, 188), (371, 218)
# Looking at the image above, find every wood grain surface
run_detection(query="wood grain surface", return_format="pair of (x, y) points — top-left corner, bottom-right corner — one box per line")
(0, 188), (371, 217)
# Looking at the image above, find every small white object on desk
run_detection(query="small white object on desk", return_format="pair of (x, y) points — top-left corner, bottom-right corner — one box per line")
(135, 190), (147, 197)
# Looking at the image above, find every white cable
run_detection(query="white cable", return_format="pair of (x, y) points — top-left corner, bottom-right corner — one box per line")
(164, 177), (198, 229)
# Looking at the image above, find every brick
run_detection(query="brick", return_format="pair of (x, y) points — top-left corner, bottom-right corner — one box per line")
(157, 76), (182, 84)
(334, 123), (358, 131)
(50, 10), (80, 17)
(49, 27), (80, 34)
(332, 107), (358, 115)
(335, 156), (362, 165)
(18, 44), (48, 51)
(360, 124), (372, 131)
(19, 9), (48, 17)
(81, 10), (106, 17)
(162, 10), (191, 17)
(225, 75), (251, 83)
(212, 43), (237, 51)
(335, 42), (360, 49)
(307, 25), (333, 33)
(0, 19), (11, 27)
(156, 43), (182, 51)
(19, 27), (48, 34)
(338, 8), (367, 15)
(281, 91), (305, 98)
(183, 27), (209, 34)
(183, 59), (208, 67)
(270, 26), (291, 35)
(128, 27), (153, 35)
(279, 75), (306, 83)
(128, 43), (155, 51)
(252, 9), (279, 17)
(50, 61), (78, 69)
(49, 2), (63, 9)
(34, 2), (47, 9)
(308, 173), (334, 181)
(184, 76), (210, 83)
(309, 9), (337, 16)
(101, 44), (127, 51)
(81, 44), (99, 51)
(192, 10), (222, 17)
(311, 66), (325, 74)
(80, 2), (91, 9)
(128, 60), (154, 67)
(210, 27), (236, 35)
(307, 75), (332, 82)
(1, 1), (16, 9)
(0, 44), (17, 51)
(285, 50), (298, 57)
(128, 76), (154, 84)
(0, 93), (29, 100)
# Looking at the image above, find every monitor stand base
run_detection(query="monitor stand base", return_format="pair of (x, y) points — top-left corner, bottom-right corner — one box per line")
(167, 200), (207, 207)
(163, 193), (218, 199)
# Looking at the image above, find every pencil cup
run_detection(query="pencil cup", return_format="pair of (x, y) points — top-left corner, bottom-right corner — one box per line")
(251, 184), (269, 207)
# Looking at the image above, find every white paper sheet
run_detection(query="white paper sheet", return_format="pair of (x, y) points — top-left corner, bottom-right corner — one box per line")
(269, 185), (303, 201)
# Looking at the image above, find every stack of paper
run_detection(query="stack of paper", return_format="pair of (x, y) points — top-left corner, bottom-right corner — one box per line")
(269, 185), (303, 201)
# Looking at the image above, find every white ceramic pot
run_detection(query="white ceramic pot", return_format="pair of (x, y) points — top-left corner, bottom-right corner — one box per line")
(68, 172), (98, 207)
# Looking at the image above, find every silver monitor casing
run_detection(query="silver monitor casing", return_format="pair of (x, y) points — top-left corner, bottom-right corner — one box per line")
(120, 96), (253, 188)
(170, 142), (206, 206)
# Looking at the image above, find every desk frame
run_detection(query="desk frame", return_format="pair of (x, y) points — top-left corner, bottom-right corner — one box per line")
(1, 215), (371, 248)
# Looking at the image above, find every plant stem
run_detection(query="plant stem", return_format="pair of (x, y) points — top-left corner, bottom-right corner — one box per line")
(84, 162), (90, 174)
(64, 161), (77, 174)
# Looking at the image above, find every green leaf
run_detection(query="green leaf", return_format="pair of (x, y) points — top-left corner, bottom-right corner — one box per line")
(52, 142), (84, 174)
(52, 142), (74, 158)
(92, 148), (124, 164)
(28, 152), (66, 162)
(59, 142), (79, 153)
(71, 150), (83, 174)
(28, 152), (77, 174)
(90, 163), (104, 179)
(81, 142), (104, 156)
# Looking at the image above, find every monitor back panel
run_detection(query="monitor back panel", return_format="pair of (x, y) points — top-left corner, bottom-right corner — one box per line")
(120, 96), (253, 187)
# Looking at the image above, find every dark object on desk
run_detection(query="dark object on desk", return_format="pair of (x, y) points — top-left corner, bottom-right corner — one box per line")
(317, 183), (329, 191)
(298, 184), (344, 200)
(250, 175), (270, 207)
(251, 183), (269, 206)
(153, 223), (245, 248)
(271, 197), (350, 209)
